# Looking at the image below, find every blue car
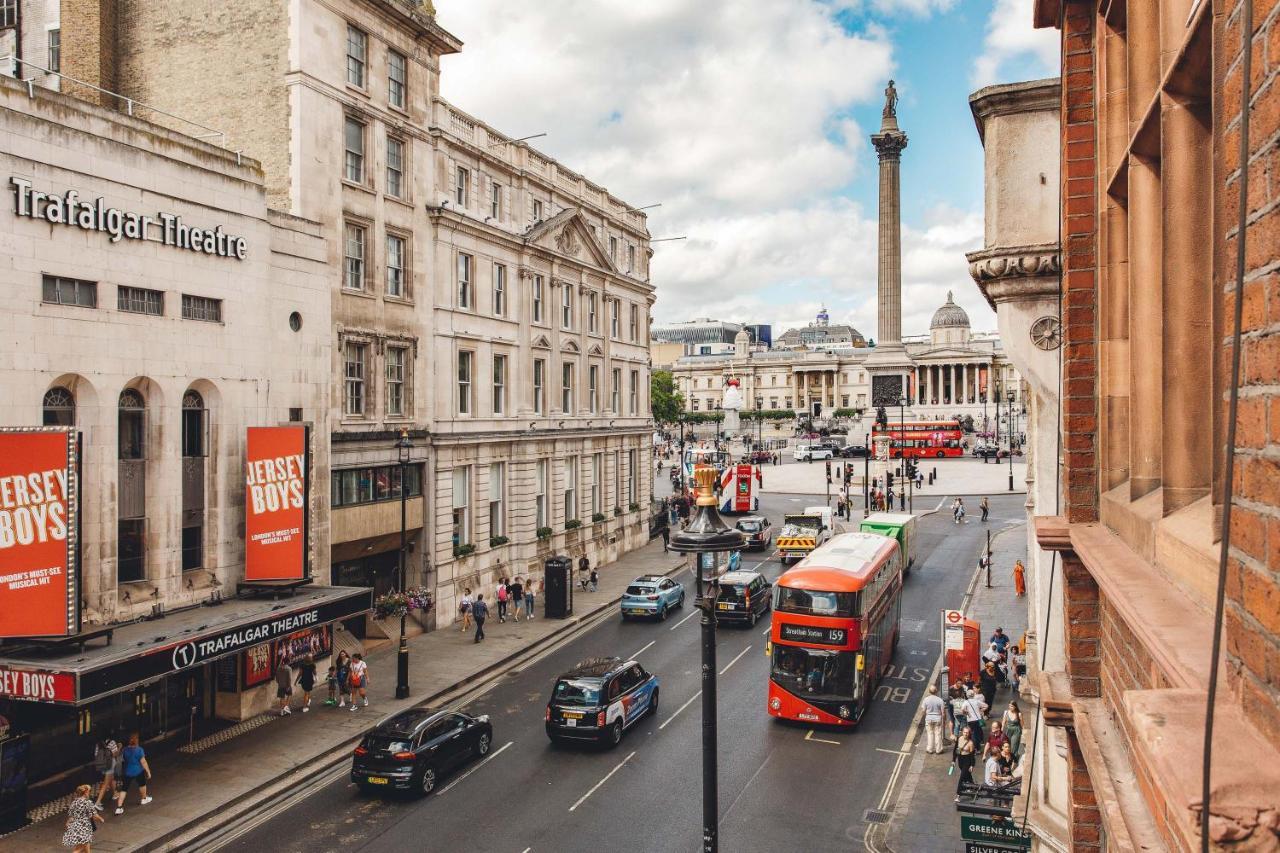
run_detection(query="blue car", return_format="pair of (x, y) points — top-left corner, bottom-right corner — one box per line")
(620, 574), (686, 621)
(546, 657), (659, 747)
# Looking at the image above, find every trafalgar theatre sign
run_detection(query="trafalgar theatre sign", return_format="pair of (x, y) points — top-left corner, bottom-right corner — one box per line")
(10, 177), (247, 260)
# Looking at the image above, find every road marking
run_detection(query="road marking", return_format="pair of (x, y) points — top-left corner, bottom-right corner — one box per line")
(436, 740), (513, 796)
(719, 644), (752, 675)
(659, 690), (702, 730)
(761, 626), (771, 636)
(521, 848), (531, 853)
(670, 610), (699, 631)
(568, 750), (636, 812)
(875, 748), (910, 755)
(805, 729), (841, 745)
(630, 640), (655, 658)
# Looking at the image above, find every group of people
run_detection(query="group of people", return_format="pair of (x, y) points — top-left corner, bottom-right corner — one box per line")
(458, 575), (540, 643)
(276, 650), (370, 715)
(64, 734), (153, 850)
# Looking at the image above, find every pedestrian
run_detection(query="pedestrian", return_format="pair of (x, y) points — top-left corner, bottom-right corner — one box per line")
(990, 627), (1010, 655)
(661, 525), (670, 552)
(525, 579), (537, 619)
(92, 738), (118, 809)
(472, 593), (489, 643)
(460, 588), (473, 632)
(275, 657), (294, 716)
(982, 641), (1002, 667)
(1013, 559), (1027, 597)
(589, 566), (599, 592)
(984, 720), (1010, 759)
(980, 496), (989, 522)
(348, 653), (369, 710)
(949, 686), (969, 745)
(1002, 701), (1024, 758)
(1009, 644), (1025, 694)
(335, 650), (352, 708)
(921, 685), (946, 754)
(954, 728), (976, 795)
(578, 554), (590, 590)
(62, 784), (103, 852)
(982, 749), (1005, 787)
(112, 733), (152, 815)
(979, 661), (999, 712)
(963, 689), (987, 744)
(295, 654), (317, 712)
(497, 577), (509, 623)
(325, 663), (339, 706)
(509, 576), (524, 623)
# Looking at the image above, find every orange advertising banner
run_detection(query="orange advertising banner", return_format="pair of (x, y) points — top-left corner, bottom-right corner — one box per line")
(0, 428), (77, 638)
(244, 426), (308, 581)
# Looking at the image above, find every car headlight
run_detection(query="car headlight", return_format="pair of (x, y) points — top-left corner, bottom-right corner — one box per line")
(769, 697), (781, 711)
(477, 714), (489, 723)
(839, 705), (851, 719)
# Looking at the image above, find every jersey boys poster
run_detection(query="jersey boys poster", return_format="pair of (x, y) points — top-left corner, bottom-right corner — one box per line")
(244, 426), (308, 581)
(0, 428), (77, 638)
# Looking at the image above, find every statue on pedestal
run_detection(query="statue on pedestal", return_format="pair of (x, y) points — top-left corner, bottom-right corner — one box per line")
(722, 378), (744, 436)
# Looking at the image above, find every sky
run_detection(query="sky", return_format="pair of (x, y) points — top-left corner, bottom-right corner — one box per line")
(436, 0), (1058, 341)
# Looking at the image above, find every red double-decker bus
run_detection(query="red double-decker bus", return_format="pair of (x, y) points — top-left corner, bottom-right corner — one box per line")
(767, 532), (903, 725)
(872, 420), (964, 459)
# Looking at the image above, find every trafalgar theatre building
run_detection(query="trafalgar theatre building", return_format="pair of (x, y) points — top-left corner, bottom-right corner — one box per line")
(0, 77), (370, 792)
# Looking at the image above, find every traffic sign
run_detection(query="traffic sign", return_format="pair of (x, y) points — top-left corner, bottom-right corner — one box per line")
(943, 609), (965, 651)
(944, 609), (963, 624)
(961, 815), (1031, 847)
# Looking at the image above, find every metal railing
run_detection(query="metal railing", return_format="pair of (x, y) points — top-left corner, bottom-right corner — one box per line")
(0, 55), (241, 162)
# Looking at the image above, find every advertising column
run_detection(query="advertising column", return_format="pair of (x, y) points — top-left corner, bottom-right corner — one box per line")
(244, 426), (309, 581)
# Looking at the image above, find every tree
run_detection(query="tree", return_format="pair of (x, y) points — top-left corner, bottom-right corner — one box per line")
(651, 369), (685, 424)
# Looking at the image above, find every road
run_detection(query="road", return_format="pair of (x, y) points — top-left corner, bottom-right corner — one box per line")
(217, 483), (1026, 853)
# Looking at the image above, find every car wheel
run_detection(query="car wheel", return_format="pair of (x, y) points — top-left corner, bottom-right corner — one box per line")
(475, 732), (491, 757)
(659, 604), (669, 621)
(649, 687), (660, 717)
(608, 721), (623, 748)
(677, 592), (685, 609)
(749, 609), (758, 627)
(418, 765), (437, 796)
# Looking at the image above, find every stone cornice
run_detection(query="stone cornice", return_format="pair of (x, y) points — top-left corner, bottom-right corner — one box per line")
(871, 130), (909, 160)
(968, 78), (1061, 143)
(967, 243), (1061, 310)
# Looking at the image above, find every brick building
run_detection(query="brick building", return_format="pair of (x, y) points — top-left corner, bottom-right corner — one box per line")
(1031, 0), (1280, 850)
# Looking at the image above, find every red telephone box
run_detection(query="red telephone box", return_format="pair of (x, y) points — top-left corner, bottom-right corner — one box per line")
(945, 618), (981, 685)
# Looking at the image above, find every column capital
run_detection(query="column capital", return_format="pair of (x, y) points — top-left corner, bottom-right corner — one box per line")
(871, 129), (909, 160)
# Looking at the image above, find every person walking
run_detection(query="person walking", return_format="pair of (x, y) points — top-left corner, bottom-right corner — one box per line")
(954, 728), (977, 795)
(460, 588), (474, 632)
(472, 594), (489, 643)
(62, 784), (103, 852)
(525, 579), (537, 620)
(980, 496), (989, 522)
(660, 525), (670, 553)
(921, 686), (946, 754)
(509, 577), (524, 623)
(1008, 644), (1025, 694)
(963, 689), (987, 745)
(275, 658), (294, 716)
(1002, 701), (1024, 758)
(348, 653), (369, 710)
(984, 720), (1010, 759)
(335, 651), (352, 709)
(979, 661), (1000, 713)
(496, 578), (509, 623)
(577, 555), (590, 591)
(92, 738), (119, 810)
(589, 566), (599, 592)
(112, 733), (152, 815)
(325, 663), (339, 706)
(1013, 559), (1027, 597)
(949, 686), (969, 746)
(295, 654), (317, 712)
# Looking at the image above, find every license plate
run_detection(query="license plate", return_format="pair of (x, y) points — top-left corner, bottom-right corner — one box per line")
(562, 711), (583, 719)
(367, 777), (389, 785)
(717, 602), (733, 610)
(564, 719), (577, 727)
(628, 609), (647, 615)
(797, 712), (820, 722)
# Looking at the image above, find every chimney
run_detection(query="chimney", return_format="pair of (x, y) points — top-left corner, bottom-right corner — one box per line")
(59, 0), (118, 107)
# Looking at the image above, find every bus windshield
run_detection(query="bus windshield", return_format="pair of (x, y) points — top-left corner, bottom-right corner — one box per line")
(774, 586), (860, 617)
(770, 646), (857, 702)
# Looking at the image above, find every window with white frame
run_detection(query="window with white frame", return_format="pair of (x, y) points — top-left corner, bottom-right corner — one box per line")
(387, 49), (407, 109)
(628, 244), (635, 273)
(532, 199), (543, 221)
(493, 263), (506, 316)
(533, 358), (545, 414)
(48, 29), (60, 73)
(490, 182), (502, 220)
(457, 252), (472, 308)
(610, 300), (620, 338)
(344, 222), (366, 290)
(488, 463), (505, 539)
(385, 136), (404, 198)
(589, 364), (599, 413)
(492, 354), (507, 415)
(587, 291), (598, 334)
(630, 369), (639, 415)
(561, 285), (573, 329)
(563, 456), (578, 523)
(562, 362), (574, 412)
(344, 117), (365, 183)
(455, 166), (469, 207)
(457, 351), (473, 415)
(346, 25), (367, 88)
(609, 235), (618, 261)
(385, 233), (405, 297)
(385, 346), (406, 416)
(611, 367), (621, 412)
(535, 459), (548, 529)
(344, 341), (367, 416)
(591, 453), (603, 515)
(451, 466), (470, 547)
(629, 304), (639, 342)
(613, 450), (621, 510)
(627, 449), (637, 504)
(532, 274), (544, 323)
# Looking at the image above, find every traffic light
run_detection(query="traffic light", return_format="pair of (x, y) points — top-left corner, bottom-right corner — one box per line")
(886, 471), (894, 490)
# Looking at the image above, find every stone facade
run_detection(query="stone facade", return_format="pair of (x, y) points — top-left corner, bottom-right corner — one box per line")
(0, 0), (60, 92)
(0, 75), (331, 625)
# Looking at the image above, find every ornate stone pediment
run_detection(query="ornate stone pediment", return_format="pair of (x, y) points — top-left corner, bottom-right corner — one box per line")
(532, 335), (551, 349)
(967, 243), (1061, 309)
(524, 207), (617, 272)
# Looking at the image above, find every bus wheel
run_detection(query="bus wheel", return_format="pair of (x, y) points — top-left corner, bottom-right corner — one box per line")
(936, 450), (945, 458)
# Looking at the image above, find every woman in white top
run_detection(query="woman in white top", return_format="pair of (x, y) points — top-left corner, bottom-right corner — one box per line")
(459, 588), (473, 632)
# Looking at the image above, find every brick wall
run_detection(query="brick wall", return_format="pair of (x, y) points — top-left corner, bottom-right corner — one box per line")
(1060, 1), (1100, 524)
(1061, 554), (1102, 698)
(1067, 732), (1102, 850)
(1221, 0), (1280, 755)
(60, 0), (116, 105)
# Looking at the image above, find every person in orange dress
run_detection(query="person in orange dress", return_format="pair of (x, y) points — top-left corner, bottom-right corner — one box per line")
(1013, 559), (1027, 597)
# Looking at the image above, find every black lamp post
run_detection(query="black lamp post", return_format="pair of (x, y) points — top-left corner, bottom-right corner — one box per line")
(1006, 390), (1016, 493)
(395, 429), (412, 699)
(668, 466), (744, 853)
(755, 396), (763, 452)
(897, 396), (907, 511)
(863, 431), (871, 518)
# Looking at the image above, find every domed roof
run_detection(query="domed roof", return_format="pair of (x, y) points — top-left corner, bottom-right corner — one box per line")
(930, 291), (970, 329)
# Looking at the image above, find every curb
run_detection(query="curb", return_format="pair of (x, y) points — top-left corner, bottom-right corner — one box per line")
(142, 552), (688, 853)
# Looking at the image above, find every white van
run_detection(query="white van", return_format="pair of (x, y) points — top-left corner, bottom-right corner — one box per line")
(792, 444), (834, 461)
(803, 505), (834, 533)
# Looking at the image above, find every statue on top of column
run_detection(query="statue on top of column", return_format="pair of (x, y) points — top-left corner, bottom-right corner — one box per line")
(883, 80), (898, 118)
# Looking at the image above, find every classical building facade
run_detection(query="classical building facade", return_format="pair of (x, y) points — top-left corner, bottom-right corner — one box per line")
(1028, 1), (1280, 850)
(52, 0), (656, 619)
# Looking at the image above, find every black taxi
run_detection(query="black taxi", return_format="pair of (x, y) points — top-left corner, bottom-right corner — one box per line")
(545, 657), (659, 748)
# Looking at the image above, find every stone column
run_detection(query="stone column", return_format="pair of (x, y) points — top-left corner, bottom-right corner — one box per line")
(871, 97), (908, 350)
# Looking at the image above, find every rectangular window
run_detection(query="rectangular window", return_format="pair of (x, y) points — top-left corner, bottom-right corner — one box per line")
(785, 396), (792, 409)
(457, 351), (473, 415)
(535, 459), (548, 529)
(612, 367), (621, 412)
(613, 450), (621, 509)
(344, 341), (367, 416)
(610, 300), (620, 338)
(492, 354), (507, 415)
(0, 2), (15, 30)
(344, 223), (366, 290)
(385, 136), (404, 197)
(589, 364), (599, 413)
(493, 263), (507, 316)
(385, 233), (406, 297)
(588, 292), (598, 333)
(532, 199), (543, 221)
(490, 182), (502, 220)
(451, 466), (470, 548)
(331, 464), (422, 507)
(42, 275), (97, 308)
(532, 275), (544, 323)
(48, 29), (60, 73)
(118, 286), (163, 316)
(609, 235), (618, 260)
(564, 456), (578, 523)
(346, 25), (367, 87)
(344, 117), (365, 183)
(562, 362), (574, 412)
(628, 449), (637, 504)
(770, 397), (778, 409)
(457, 252), (472, 308)
(591, 453), (603, 515)
(488, 463), (505, 539)
(181, 294), (222, 322)
(629, 304), (639, 342)
(385, 346), (406, 416)
(533, 359), (545, 415)
(455, 166), (469, 207)
(628, 244), (635, 273)
(387, 49), (406, 109)
(561, 285), (573, 329)
(630, 369), (639, 415)
(182, 524), (202, 572)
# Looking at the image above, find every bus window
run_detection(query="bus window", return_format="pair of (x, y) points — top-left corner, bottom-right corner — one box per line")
(773, 587), (860, 617)
(770, 646), (856, 702)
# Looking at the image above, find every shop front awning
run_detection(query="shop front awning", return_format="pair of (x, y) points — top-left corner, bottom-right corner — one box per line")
(0, 585), (371, 706)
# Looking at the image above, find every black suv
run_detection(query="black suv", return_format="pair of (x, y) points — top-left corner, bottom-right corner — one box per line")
(351, 708), (493, 796)
(839, 445), (870, 458)
(715, 570), (772, 627)
(546, 657), (659, 748)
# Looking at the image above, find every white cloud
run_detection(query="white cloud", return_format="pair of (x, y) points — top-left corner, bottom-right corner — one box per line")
(971, 0), (1060, 87)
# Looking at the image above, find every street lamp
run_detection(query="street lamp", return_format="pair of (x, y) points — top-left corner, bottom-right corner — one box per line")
(863, 431), (871, 518)
(1006, 390), (1016, 492)
(395, 429), (413, 700)
(668, 466), (745, 853)
(755, 396), (763, 452)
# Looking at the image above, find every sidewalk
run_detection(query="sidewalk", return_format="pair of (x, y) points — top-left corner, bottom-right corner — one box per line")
(1, 540), (684, 853)
(883, 522), (1032, 852)
(759, 457), (1027, 497)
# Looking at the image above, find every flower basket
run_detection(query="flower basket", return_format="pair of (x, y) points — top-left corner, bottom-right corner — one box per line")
(374, 587), (434, 620)
(591, 512), (606, 523)
(613, 507), (622, 517)
(489, 535), (509, 547)
(628, 502), (640, 513)
(536, 526), (553, 540)
(453, 543), (476, 559)
(565, 519), (582, 530)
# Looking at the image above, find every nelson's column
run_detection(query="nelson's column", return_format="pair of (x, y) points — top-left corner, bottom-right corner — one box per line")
(865, 80), (913, 408)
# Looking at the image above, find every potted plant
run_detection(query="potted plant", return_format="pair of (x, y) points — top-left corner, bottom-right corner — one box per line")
(452, 543), (475, 558)
(591, 512), (606, 523)
(536, 526), (553, 540)
(489, 535), (509, 547)
(373, 586), (434, 620)
(613, 506), (623, 517)
(628, 502), (640, 513)
(565, 518), (582, 530)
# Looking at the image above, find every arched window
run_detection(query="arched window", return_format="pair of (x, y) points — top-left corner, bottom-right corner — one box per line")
(118, 389), (147, 583)
(182, 391), (207, 458)
(181, 390), (207, 572)
(118, 390), (145, 459)
(42, 387), (75, 426)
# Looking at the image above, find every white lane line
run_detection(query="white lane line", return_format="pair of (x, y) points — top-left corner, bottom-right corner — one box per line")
(521, 848), (531, 853)
(436, 741), (513, 796)
(670, 610), (699, 631)
(719, 644), (752, 675)
(658, 690), (702, 730)
(875, 747), (910, 755)
(630, 640), (655, 659)
(568, 750), (637, 812)
(760, 626), (771, 636)
(804, 729), (841, 745)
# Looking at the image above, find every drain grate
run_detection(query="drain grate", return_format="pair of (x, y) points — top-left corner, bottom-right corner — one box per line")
(864, 809), (891, 824)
